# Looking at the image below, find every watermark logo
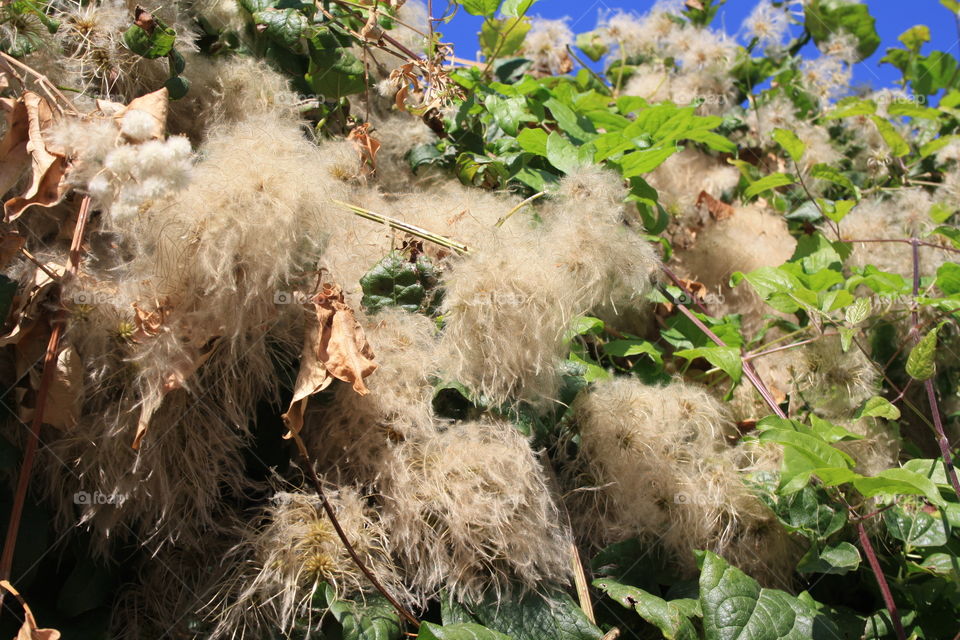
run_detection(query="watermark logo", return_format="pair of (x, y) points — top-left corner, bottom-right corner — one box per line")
(273, 291), (311, 305)
(74, 490), (127, 507)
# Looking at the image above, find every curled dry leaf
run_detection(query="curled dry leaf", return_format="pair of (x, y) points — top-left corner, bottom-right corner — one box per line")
(97, 87), (169, 141)
(360, 6), (384, 42)
(2, 92), (69, 222)
(0, 232), (25, 269)
(0, 580), (61, 640)
(282, 284), (376, 438)
(20, 345), (82, 431)
(696, 190), (735, 221)
(347, 123), (381, 175)
(131, 339), (219, 449)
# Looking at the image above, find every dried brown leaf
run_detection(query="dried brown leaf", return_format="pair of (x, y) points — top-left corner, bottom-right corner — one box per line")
(0, 580), (61, 640)
(360, 7), (384, 42)
(347, 123), (381, 175)
(696, 190), (735, 221)
(3, 93), (68, 222)
(22, 345), (82, 431)
(281, 316), (333, 438)
(119, 88), (168, 140)
(281, 284), (376, 438)
(0, 98), (30, 198)
(0, 232), (25, 269)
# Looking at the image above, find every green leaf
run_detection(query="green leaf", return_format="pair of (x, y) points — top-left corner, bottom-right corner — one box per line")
(461, 0), (500, 17)
(855, 396), (901, 420)
(545, 132), (587, 174)
(480, 17), (531, 59)
(326, 586), (403, 640)
(307, 31), (368, 98)
(252, 8), (308, 50)
(854, 468), (946, 507)
(123, 14), (176, 59)
(674, 345), (742, 383)
(884, 502), (950, 547)
(906, 326), (938, 381)
(844, 296), (871, 326)
(594, 579), (699, 640)
(869, 116), (910, 157)
(936, 262), (960, 295)
(797, 542), (861, 576)
(920, 134), (960, 157)
(567, 315), (604, 338)
(898, 25), (930, 52)
(619, 146), (679, 177)
(744, 173), (795, 199)
(805, 0), (880, 61)
(417, 622), (513, 640)
(772, 128), (806, 163)
(698, 550), (839, 640)
(516, 128), (548, 156)
(443, 590), (603, 640)
(810, 165), (860, 200)
(500, 0), (536, 18)
(359, 251), (437, 314)
(163, 75), (190, 99)
(575, 30), (608, 62)
(604, 340), (663, 366)
(486, 95), (534, 136)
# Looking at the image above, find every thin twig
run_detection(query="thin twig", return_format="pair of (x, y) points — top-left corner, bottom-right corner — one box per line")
(569, 542), (595, 624)
(18, 247), (60, 282)
(495, 191), (545, 227)
(288, 432), (420, 628)
(0, 52), (80, 113)
(0, 196), (91, 595)
(847, 237), (960, 255)
(660, 266), (786, 418)
(334, 200), (470, 254)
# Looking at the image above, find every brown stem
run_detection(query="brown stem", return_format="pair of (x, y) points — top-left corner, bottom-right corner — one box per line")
(0, 197), (91, 590)
(288, 433), (420, 628)
(660, 266), (786, 419)
(857, 522), (907, 640)
(847, 237), (960, 255)
(909, 238), (960, 501)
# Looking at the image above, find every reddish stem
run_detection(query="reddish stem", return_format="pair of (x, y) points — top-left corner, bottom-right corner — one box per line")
(858, 522), (906, 640)
(0, 197), (91, 586)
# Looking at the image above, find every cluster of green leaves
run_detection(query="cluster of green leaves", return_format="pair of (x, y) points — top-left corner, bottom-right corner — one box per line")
(382, 1), (960, 638)
(123, 8), (190, 98)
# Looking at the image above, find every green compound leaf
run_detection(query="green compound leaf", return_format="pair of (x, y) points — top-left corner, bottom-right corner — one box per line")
(744, 173), (796, 199)
(884, 501), (950, 547)
(906, 326), (938, 381)
(772, 128), (806, 163)
(252, 8), (309, 51)
(797, 542), (861, 576)
(594, 578), (700, 640)
(441, 590), (602, 640)
(417, 622), (513, 640)
(698, 550), (840, 640)
(123, 9), (176, 59)
(360, 251), (439, 314)
(804, 0), (880, 61)
(326, 586), (402, 640)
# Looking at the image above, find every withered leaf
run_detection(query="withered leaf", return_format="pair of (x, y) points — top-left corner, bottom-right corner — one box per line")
(281, 316), (333, 439)
(120, 88), (168, 140)
(3, 93), (68, 222)
(282, 284), (376, 438)
(21, 345), (82, 431)
(0, 580), (61, 640)
(696, 190), (735, 221)
(0, 98), (30, 198)
(347, 123), (381, 175)
(360, 7), (384, 42)
(0, 232), (25, 269)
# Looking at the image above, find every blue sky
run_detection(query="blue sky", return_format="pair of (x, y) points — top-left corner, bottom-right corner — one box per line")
(438, 1), (959, 91)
